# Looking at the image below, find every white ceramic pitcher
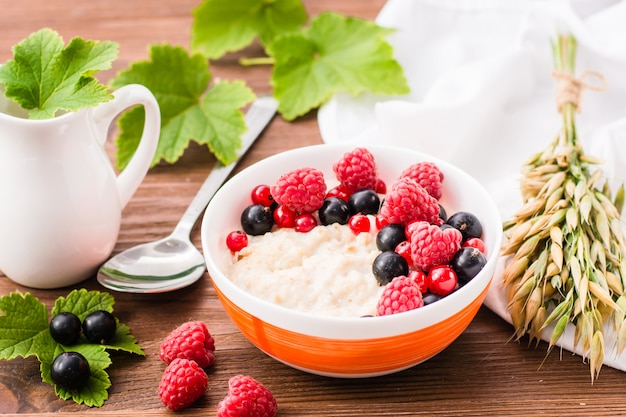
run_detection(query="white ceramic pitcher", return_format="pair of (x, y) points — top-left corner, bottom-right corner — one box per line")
(0, 84), (160, 289)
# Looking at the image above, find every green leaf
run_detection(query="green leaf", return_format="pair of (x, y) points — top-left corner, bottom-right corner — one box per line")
(0, 290), (144, 407)
(0, 28), (118, 119)
(109, 44), (255, 169)
(191, 0), (307, 59)
(0, 292), (50, 360)
(268, 12), (410, 120)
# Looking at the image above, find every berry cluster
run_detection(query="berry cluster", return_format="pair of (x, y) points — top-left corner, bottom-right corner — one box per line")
(157, 321), (276, 416)
(48, 310), (117, 391)
(226, 147), (488, 317)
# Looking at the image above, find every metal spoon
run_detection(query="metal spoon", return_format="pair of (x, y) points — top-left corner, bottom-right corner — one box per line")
(97, 96), (278, 293)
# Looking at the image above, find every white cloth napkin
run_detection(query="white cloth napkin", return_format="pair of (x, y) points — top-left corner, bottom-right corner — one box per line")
(318, 0), (626, 371)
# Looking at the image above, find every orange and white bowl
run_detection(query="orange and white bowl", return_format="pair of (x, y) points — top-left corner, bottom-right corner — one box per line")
(201, 144), (502, 378)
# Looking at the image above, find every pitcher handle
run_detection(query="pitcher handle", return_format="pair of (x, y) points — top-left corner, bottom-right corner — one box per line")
(92, 84), (160, 208)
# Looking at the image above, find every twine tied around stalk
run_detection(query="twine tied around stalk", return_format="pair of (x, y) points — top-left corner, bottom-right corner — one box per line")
(552, 70), (607, 113)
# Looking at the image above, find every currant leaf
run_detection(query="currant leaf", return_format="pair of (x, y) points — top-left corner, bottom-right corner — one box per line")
(268, 12), (410, 120)
(0, 28), (118, 119)
(191, 0), (307, 59)
(109, 44), (255, 169)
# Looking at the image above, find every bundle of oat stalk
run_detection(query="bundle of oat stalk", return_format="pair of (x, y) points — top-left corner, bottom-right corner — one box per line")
(501, 34), (626, 382)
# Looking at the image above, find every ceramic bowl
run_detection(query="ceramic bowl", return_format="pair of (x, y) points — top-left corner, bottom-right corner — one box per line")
(201, 144), (503, 378)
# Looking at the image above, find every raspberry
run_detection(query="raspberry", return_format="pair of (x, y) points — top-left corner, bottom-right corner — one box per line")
(376, 275), (424, 316)
(271, 167), (326, 214)
(400, 161), (444, 199)
(159, 321), (215, 368)
(410, 221), (462, 271)
(158, 358), (208, 411)
(379, 177), (440, 226)
(333, 147), (378, 193)
(217, 375), (278, 417)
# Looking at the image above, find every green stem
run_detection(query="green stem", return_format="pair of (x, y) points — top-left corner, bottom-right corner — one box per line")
(239, 56), (275, 67)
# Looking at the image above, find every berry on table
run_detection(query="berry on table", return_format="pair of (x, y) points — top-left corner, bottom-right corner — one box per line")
(226, 230), (248, 252)
(379, 177), (440, 226)
(271, 167), (327, 214)
(51, 351), (90, 391)
(241, 204), (274, 236)
(410, 221), (462, 271)
(49, 312), (82, 345)
(159, 321), (215, 368)
(333, 147), (378, 193)
(372, 251), (409, 286)
(376, 275), (424, 316)
(82, 310), (116, 345)
(158, 358), (208, 411)
(217, 374), (278, 417)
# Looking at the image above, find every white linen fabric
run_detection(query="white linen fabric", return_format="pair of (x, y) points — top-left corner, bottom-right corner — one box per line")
(317, 0), (626, 371)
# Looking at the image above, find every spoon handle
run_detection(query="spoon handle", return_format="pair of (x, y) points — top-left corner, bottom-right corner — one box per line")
(174, 96), (279, 235)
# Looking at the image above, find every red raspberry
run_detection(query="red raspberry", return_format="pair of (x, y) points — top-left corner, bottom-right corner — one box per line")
(376, 275), (424, 316)
(400, 162), (444, 199)
(159, 321), (215, 368)
(217, 375), (278, 417)
(333, 147), (378, 192)
(271, 167), (326, 214)
(379, 177), (440, 226)
(158, 358), (208, 411)
(410, 221), (462, 271)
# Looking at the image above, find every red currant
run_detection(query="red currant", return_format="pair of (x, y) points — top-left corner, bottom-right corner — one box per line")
(394, 241), (412, 267)
(273, 204), (297, 228)
(225, 230), (248, 252)
(408, 269), (429, 294)
(374, 178), (387, 194)
(428, 265), (458, 296)
(375, 214), (389, 230)
(463, 237), (486, 255)
(405, 220), (421, 240)
(295, 213), (317, 232)
(348, 214), (370, 234)
(326, 184), (351, 202)
(251, 184), (274, 207)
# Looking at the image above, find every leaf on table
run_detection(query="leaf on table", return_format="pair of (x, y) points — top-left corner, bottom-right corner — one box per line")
(191, 0), (307, 59)
(268, 12), (410, 121)
(0, 292), (51, 361)
(0, 28), (118, 119)
(109, 44), (256, 169)
(0, 289), (144, 407)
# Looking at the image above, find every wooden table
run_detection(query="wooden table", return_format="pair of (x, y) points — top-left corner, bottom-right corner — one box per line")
(1, 1), (625, 415)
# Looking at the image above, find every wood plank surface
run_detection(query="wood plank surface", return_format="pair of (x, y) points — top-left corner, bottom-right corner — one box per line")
(1, 1), (625, 415)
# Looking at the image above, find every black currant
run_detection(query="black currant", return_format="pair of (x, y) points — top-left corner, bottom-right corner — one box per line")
(451, 247), (487, 285)
(376, 224), (406, 252)
(240, 204), (274, 236)
(318, 197), (350, 225)
(49, 312), (82, 345)
(372, 251), (408, 286)
(51, 352), (90, 390)
(422, 292), (442, 306)
(82, 310), (116, 344)
(446, 211), (483, 241)
(438, 204), (448, 222)
(348, 189), (380, 215)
